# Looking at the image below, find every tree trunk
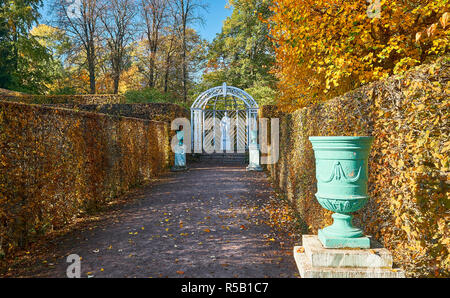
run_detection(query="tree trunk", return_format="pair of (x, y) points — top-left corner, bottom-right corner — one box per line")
(181, 25), (187, 102)
(87, 54), (96, 94)
(149, 51), (155, 88)
(164, 53), (171, 93)
(113, 72), (120, 94)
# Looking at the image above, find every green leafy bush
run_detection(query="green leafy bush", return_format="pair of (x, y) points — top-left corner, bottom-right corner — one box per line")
(245, 83), (278, 106)
(124, 88), (175, 104)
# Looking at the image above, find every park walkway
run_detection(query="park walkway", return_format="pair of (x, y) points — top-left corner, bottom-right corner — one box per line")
(9, 161), (298, 278)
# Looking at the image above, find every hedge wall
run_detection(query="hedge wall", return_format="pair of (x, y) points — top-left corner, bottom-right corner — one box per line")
(0, 101), (171, 256)
(260, 56), (449, 277)
(0, 94), (125, 105)
(0, 89), (26, 97)
(45, 103), (190, 123)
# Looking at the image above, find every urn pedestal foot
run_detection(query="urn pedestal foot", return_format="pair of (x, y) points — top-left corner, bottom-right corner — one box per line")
(318, 230), (370, 249)
(318, 213), (370, 248)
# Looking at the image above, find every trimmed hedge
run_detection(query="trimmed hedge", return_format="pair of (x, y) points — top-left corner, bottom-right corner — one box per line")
(0, 89), (26, 97)
(0, 94), (125, 105)
(0, 101), (171, 256)
(45, 103), (190, 123)
(260, 56), (449, 277)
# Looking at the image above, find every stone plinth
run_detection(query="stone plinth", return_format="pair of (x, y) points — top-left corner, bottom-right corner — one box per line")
(247, 144), (263, 172)
(294, 235), (405, 278)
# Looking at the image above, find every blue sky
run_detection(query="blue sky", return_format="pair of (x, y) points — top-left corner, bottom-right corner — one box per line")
(194, 0), (233, 42)
(39, 0), (233, 43)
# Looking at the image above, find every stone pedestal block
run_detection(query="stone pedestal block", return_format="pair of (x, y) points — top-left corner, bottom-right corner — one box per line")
(294, 235), (405, 278)
(247, 144), (263, 172)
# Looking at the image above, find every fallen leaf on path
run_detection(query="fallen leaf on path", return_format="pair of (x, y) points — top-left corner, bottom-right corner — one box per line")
(296, 247), (305, 253)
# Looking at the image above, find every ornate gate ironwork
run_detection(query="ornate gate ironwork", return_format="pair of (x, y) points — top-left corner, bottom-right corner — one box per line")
(191, 83), (259, 153)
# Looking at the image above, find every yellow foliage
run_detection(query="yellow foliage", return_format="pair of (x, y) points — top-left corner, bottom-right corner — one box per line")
(266, 0), (449, 110)
(0, 101), (172, 257)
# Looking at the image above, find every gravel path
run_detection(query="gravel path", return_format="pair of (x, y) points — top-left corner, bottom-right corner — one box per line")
(9, 161), (299, 278)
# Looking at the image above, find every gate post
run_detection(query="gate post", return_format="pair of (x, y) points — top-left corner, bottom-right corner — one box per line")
(246, 129), (263, 171)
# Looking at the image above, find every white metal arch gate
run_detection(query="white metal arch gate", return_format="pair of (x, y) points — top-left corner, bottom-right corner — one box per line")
(191, 83), (259, 153)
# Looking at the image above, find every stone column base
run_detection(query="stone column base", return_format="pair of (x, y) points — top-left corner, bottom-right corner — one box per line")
(246, 164), (263, 172)
(171, 166), (189, 172)
(294, 235), (405, 278)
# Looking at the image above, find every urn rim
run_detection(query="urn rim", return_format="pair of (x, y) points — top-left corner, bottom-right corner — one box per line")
(309, 136), (374, 142)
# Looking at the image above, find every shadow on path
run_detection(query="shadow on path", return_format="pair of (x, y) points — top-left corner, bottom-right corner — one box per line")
(8, 161), (299, 278)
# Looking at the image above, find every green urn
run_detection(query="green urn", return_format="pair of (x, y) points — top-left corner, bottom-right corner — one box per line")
(309, 136), (374, 248)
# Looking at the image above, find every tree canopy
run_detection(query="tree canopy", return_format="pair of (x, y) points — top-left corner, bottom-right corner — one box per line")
(0, 0), (447, 107)
(0, 0), (55, 93)
(200, 0), (277, 105)
(267, 0), (449, 111)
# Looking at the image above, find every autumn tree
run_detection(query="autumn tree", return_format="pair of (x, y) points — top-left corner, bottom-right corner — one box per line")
(267, 0), (449, 111)
(140, 0), (169, 88)
(204, 0), (275, 89)
(0, 0), (55, 93)
(161, 25), (178, 93)
(99, 0), (137, 94)
(133, 24), (207, 100)
(201, 0), (277, 105)
(53, 0), (102, 94)
(172, 0), (207, 102)
(30, 24), (72, 93)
